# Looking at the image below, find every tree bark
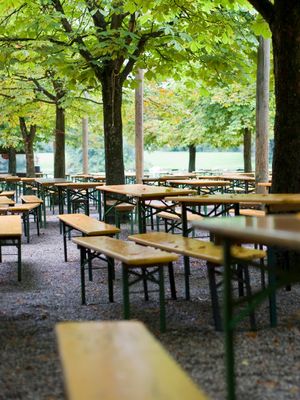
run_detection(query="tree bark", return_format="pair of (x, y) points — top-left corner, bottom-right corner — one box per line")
(135, 69), (144, 184)
(243, 128), (252, 173)
(255, 36), (270, 194)
(188, 145), (196, 172)
(54, 105), (65, 178)
(19, 117), (36, 177)
(82, 117), (89, 174)
(101, 68), (125, 185)
(271, 3), (300, 193)
(8, 148), (16, 175)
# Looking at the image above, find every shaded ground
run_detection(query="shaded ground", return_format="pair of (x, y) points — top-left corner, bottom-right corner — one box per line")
(1, 214), (300, 399)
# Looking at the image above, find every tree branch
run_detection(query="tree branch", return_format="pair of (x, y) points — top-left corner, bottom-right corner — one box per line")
(246, 0), (275, 25)
(120, 31), (163, 82)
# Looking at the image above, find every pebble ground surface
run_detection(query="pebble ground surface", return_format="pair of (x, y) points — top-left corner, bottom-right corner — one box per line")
(1, 213), (300, 400)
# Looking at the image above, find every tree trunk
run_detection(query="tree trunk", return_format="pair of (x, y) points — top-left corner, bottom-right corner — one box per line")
(19, 117), (36, 177)
(101, 69), (125, 185)
(255, 36), (270, 194)
(188, 144), (196, 172)
(135, 69), (144, 184)
(8, 148), (16, 175)
(82, 117), (89, 174)
(54, 105), (65, 178)
(243, 128), (252, 172)
(271, 3), (300, 193)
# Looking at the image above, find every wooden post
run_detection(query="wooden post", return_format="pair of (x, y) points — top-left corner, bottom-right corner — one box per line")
(135, 69), (144, 184)
(82, 117), (89, 174)
(255, 36), (270, 194)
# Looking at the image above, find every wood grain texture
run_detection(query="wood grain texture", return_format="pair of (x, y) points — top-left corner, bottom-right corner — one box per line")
(56, 321), (208, 400)
(72, 236), (178, 265)
(58, 214), (120, 236)
(129, 232), (265, 263)
(0, 215), (22, 237)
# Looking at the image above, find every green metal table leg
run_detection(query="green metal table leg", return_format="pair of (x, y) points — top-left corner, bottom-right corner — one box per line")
(17, 238), (22, 281)
(223, 238), (236, 400)
(267, 247), (277, 327)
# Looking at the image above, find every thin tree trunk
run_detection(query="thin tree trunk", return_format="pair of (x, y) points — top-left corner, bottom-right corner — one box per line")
(54, 105), (65, 178)
(135, 69), (144, 184)
(243, 128), (252, 173)
(271, 3), (300, 193)
(101, 69), (125, 185)
(8, 148), (16, 175)
(255, 36), (270, 194)
(82, 117), (89, 174)
(188, 145), (196, 172)
(19, 117), (36, 177)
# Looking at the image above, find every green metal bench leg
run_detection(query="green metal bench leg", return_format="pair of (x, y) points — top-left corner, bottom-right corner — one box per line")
(122, 264), (130, 319)
(80, 247), (86, 305)
(107, 257), (114, 303)
(159, 267), (166, 333)
(17, 238), (22, 281)
(183, 256), (190, 300)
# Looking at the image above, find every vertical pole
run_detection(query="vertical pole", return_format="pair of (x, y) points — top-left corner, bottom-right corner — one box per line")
(255, 36), (270, 194)
(135, 69), (144, 184)
(82, 117), (89, 174)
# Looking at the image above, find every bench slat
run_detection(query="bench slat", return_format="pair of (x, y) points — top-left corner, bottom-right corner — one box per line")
(56, 321), (208, 400)
(58, 214), (120, 236)
(128, 232), (266, 263)
(72, 236), (178, 265)
(21, 195), (43, 204)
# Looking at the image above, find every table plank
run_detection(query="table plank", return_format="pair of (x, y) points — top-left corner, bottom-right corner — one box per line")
(0, 215), (22, 237)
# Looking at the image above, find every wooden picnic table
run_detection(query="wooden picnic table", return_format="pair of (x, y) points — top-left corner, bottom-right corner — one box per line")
(193, 214), (300, 400)
(167, 179), (231, 194)
(55, 182), (103, 216)
(0, 215), (22, 280)
(97, 184), (196, 233)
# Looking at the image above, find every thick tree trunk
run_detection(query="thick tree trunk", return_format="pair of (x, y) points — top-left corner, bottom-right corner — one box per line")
(101, 70), (125, 185)
(8, 148), (16, 175)
(135, 69), (144, 184)
(188, 145), (196, 172)
(271, 3), (300, 193)
(82, 117), (89, 174)
(243, 128), (252, 172)
(19, 117), (36, 177)
(255, 36), (270, 193)
(54, 105), (65, 178)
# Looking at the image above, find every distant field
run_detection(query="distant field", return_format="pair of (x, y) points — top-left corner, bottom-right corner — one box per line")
(1, 150), (252, 175)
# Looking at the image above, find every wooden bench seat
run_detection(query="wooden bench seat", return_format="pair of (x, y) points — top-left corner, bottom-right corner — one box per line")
(21, 195), (43, 204)
(129, 232), (266, 330)
(56, 321), (208, 400)
(158, 209), (203, 222)
(7, 203), (41, 243)
(0, 191), (15, 198)
(72, 236), (178, 332)
(58, 213), (120, 262)
(0, 215), (22, 281)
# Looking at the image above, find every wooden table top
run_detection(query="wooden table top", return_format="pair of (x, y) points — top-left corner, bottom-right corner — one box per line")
(167, 179), (231, 187)
(0, 196), (15, 205)
(257, 182), (272, 187)
(222, 174), (255, 182)
(36, 178), (69, 186)
(58, 214), (120, 235)
(97, 184), (196, 199)
(56, 321), (207, 400)
(20, 177), (37, 182)
(55, 182), (103, 189)
(193, 215), (300, 250)
(5, 176), (21, 182)
(165, 193), (300, 205)
(0, 215), (22, 237)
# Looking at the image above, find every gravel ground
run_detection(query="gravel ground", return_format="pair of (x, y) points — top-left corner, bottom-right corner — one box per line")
(1, 213), (300, 400)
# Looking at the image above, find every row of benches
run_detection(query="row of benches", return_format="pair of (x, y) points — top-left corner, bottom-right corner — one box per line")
(59, 213), (266, 332)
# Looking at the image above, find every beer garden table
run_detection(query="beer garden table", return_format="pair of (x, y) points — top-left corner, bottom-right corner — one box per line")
(97, 184), (196, 233)
(166, 179), (231, 194)
(193, 214), (300, 400)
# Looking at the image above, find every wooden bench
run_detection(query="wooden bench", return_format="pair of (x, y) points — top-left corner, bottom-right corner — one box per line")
(6, 203), (41, 243)
(72, 236), (178, 332)
(157, 208), (203, 233)
(0, 215), (22, 281)
(21, 195), (43, 204)
(0, 191), (15, 198)
(58, 213), (121, 262)
(56, 321), (208, 400)
(128, 232), (266, 330)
